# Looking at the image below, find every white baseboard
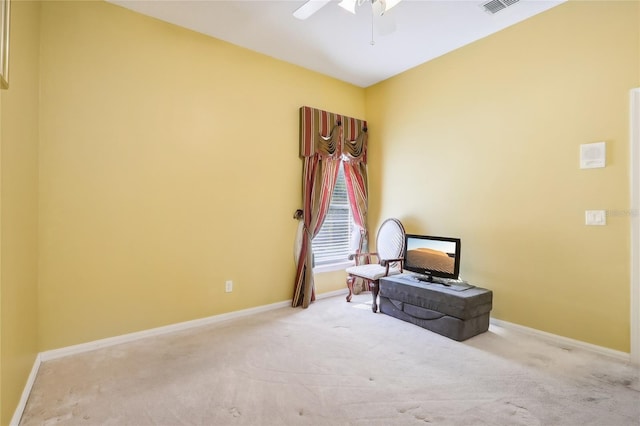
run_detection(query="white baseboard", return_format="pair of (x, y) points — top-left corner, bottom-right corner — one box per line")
(39, 290), (346, 362)
(10, 353), (42, 426)
(490, 318), (631, 362)
(40, 298), (296, 361)
(316, 289), (347, 300)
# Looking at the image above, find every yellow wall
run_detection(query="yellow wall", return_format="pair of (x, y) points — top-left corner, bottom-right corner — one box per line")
(0, 1), (41, 424)
(366, 0), (639, 351)
(0, 69), (3, 426)
(37, 0), (365, 351)
(315, 269), (349, 294)
(2, 0), (638, 421)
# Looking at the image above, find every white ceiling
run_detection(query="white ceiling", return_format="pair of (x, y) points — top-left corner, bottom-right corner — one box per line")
(107, 0), (567, 88)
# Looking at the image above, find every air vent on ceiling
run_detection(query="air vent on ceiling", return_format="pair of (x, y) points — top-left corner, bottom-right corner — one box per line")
(482, 0), (520, 14)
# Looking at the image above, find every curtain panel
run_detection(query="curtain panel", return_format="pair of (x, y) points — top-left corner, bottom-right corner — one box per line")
(293, 106), (369, 308)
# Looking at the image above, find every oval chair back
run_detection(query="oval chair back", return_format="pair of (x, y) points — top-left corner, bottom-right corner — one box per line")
(376, 218), (406, 268)
(345, 218), (406, 312)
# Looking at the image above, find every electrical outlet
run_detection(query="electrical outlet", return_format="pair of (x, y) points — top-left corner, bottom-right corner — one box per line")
(225, 280), (233, 293)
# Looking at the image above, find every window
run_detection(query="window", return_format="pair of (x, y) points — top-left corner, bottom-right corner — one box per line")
(312, 163), (355, 267)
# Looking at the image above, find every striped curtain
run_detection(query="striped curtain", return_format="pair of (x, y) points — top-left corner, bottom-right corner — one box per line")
(293, 106), (368, 308)
(342, 116), (369, 253)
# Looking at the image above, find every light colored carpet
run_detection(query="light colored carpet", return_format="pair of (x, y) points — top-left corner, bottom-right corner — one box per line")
(20, 293), (640, 425)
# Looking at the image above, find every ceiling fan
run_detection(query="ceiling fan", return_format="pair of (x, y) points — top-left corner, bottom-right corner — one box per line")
(293, 0), (403, 20)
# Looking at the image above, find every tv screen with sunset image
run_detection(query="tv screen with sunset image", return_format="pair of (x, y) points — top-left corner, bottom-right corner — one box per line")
(406, 247), (455, 274)
(404, 235), (461, 280)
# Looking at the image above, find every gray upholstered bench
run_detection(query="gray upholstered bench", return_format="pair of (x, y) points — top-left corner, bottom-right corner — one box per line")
(379, 274), (493, 341)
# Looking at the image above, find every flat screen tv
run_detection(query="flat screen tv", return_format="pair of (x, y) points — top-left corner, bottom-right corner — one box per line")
(403, 234), (461, 282)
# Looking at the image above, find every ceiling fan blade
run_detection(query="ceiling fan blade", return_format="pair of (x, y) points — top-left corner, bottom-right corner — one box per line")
(293, 0), (332, 20)
(338, 0), (357, 14)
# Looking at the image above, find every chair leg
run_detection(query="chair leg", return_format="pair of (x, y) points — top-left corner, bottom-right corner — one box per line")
(371, 280), (379, 313)
(346, 275), (355, 302)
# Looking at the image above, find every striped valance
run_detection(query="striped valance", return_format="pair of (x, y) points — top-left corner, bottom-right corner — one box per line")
(299, 106), (368, 163)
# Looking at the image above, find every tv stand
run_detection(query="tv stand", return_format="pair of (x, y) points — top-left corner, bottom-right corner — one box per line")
(379, 275), (493, 341)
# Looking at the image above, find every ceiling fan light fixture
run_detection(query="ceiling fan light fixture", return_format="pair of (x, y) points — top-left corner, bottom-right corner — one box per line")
(297, 0), (402, 20)
(375, 0), (402, 16)
(340, 0), (402, 16)
(372, 0), (385, 16)
(293, 0), (331, 20)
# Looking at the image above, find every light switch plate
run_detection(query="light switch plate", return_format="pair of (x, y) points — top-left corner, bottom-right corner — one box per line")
(585, 210), (606, 225)
(580, 142), (606, 169)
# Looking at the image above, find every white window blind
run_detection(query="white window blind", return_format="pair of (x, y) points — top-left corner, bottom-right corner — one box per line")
(312, 164), (354, 266)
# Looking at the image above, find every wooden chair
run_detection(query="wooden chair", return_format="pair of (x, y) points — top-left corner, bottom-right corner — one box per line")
(345, 218), (406, 312)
